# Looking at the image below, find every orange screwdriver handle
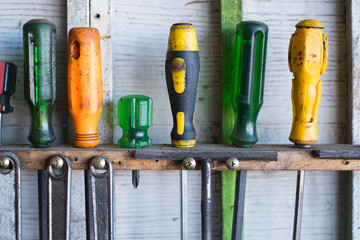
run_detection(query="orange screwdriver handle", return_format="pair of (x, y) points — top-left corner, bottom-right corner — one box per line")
(68, 28), (103, 148)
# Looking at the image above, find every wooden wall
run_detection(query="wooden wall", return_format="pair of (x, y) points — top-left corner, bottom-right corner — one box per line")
(0, 0), (349, 239)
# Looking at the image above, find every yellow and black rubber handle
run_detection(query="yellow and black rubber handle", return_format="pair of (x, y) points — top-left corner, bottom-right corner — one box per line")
(165, 23), (200, 148)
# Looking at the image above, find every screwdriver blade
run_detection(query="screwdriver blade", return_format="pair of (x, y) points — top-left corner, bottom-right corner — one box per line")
(132, 170), (139, 189)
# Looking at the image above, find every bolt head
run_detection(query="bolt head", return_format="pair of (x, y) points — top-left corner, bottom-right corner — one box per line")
(92, 156), (106, 169)
(226, 157), (240, 170)
(50, 156), (64, 170)
(183, 157), (196, 170)
(0, 156), (11, 169)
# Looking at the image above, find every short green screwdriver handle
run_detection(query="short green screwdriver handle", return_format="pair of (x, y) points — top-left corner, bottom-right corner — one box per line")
(230, 21), (268, 148)
(118, 95), (152, 148)
(23, 19), (56, 148)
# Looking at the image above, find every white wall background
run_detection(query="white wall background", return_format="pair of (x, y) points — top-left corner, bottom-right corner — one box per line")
(0, 0), (349, 239)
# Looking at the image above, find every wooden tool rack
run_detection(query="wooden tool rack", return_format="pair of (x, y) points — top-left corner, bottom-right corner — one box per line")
(6, 144), (360, 171)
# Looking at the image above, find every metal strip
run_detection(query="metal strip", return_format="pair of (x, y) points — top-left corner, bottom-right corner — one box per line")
(0, 151), (21, 239)
(201, 159), (212, 240)
(85, 156), (114, 240)
(317, 149), (360, 159)
(39, 155), (71, 240)
(232, 170), (247, 240)
(293, 170), (305, 240)
(135, 150), (277, 161)
(181, 170), (188, 240)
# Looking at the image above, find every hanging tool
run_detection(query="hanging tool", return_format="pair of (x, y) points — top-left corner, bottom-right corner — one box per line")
(165, 23), (200, 239)
(0, 152), (21, 240)
(23, 19), (56, 148)
(85, 156), (114, 240)
(68, 27), (103, 148)
(288, 19), (328, 240)
(0, 61), (16, 145)
(118, 95), (153, 188)
(229, 21), (268, 240)
(38, 155), (72, 240)
(0, 62), (19, 238)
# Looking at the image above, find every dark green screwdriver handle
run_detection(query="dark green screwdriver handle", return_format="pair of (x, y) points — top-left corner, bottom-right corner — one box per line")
(230, 21), (268, 148)
(23, 19), (56, 148)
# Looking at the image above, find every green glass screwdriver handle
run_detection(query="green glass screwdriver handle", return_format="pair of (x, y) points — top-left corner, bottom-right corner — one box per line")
(118, 95), (153, 148)
(230, 21), (268, 148)
(23, 19), (56, 148)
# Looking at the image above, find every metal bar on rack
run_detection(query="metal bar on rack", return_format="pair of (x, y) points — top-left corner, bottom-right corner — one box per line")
(85, 156), (114, 240)
(39, 155), (71, 240)
(0, 151), (21, 240)
(201, 158), (212, 240)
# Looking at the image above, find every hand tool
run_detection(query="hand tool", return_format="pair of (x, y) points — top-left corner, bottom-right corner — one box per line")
(23, 19), (56, 148)
(0, 61), (16, 145)
(135, 148), (277, 240)
(165, 23), (200, 239)
(288, 19), (328, 240)
(229, 21), (268, 240)
(165, 23), (199, 148)
(68, 27), (103, 148)
(38, 155), (72, 240)
(85, 156), (114, 240)
(118, 95), (153, 188)
(0, 152), (21, 240)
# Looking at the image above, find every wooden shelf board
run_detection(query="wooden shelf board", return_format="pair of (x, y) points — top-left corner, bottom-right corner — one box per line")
(0, 144), (359, 170)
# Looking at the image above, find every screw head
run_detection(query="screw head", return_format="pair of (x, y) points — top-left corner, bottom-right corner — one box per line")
(92, 156), (106, 169)
(183, 157), (196, 170)
(226, 157), (240, 170)
(50, 156), (64, 170)
(0, 156), (11, 169)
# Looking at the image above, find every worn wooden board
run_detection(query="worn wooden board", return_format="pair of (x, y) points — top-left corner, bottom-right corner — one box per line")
(0, 1), (68, 145)
(220, 0), (242, 239)
(347, 0), (360, 238)
(242, 0), (348, 239)
(0, 0), (349, 239)
(2, 144), (360, 171)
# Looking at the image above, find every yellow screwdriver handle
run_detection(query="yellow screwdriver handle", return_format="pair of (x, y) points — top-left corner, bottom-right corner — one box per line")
(68, 28), (103, 148)
(288, 20), (328, 146)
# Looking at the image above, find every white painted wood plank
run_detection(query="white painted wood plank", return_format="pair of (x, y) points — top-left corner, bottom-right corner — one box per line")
(113, 0), (222, 145)
(67, 0), (89, 29)
(0, 1), (68, 145)
(347, 0), (360, 239)
(90, 0), (113, 144)
(242, 0), (348, 239)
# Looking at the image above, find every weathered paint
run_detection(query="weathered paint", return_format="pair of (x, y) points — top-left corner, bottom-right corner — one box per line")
(221, 0), (242, 239)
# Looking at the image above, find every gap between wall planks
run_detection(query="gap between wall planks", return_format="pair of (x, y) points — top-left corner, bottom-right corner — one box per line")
(347, 0), (360, 239)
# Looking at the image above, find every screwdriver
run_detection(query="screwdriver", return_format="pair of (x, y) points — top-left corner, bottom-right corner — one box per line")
(288, 19), (328, 240)
(165, 23), (200, 239)
(118, 95), (153, 188)
(0, 61), (16, 145)
(68, 27), (103, 148)
(165, 23), (199, 148)
(230, 21), (268, 240)
(23, 19), (56, 148)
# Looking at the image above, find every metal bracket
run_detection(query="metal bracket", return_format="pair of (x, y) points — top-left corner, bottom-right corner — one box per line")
(0, 151), (21, 240)
(38, 155), (72, 240)
(85, 156), (114, 240)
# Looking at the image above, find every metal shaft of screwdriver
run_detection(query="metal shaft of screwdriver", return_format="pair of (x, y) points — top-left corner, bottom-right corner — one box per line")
(181, 170), (188, 240)
(132, 170), (139, 189)
(293, 170), (305, 240)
